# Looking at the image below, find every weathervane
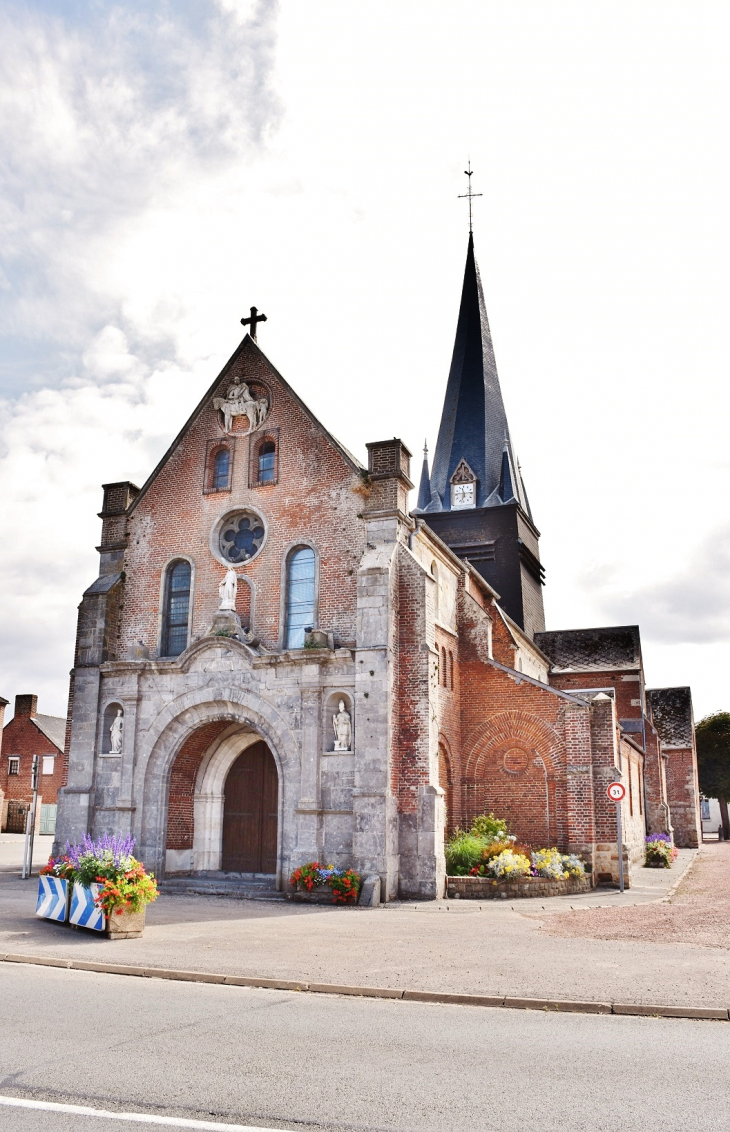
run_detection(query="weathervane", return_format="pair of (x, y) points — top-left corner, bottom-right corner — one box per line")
(458, 161), (482, 233)
(241, 306), (267, 341)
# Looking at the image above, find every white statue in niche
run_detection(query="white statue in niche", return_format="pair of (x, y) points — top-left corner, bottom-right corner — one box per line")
(213, 376), (268, 434)
(109, 709), (124, 755)
(218, 568), (239, 611)
(332, 700), (352, 751)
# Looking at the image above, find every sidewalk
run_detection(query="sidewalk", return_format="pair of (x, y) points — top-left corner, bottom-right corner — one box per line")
(2, 843), (728, 1008)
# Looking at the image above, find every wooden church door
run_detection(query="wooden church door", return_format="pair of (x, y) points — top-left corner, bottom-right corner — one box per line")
(222, 741), (278, 874)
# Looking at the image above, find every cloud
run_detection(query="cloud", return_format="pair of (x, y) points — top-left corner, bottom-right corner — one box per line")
(0, 0), (281, 715)
(591, 527), (730, 645)
(0, 0), (281, 373)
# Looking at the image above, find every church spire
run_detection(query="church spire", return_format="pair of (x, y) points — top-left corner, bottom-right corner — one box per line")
(425, 232), (530, 517)
(416, 441), (431, 511)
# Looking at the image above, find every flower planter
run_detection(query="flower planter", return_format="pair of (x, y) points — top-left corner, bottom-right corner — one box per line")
(36, 876), (69, 922)
(447, 875), (594, 900)
(106, 905), (146, 939)
(69, 882), (106, 932)
(286, 889), (340, 904)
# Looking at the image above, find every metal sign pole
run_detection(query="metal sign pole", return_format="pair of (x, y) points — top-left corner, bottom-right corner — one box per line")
(21, 756), (40, 880)
(616, 798), (624, 894)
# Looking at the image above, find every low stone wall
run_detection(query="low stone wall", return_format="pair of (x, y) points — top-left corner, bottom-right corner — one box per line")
(446, 875), (594, 900)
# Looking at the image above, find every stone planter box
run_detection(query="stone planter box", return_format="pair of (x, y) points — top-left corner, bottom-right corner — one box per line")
(106, 906), (146, 939)
(285, 888), (340, 904)
(447, 875), (594, 900)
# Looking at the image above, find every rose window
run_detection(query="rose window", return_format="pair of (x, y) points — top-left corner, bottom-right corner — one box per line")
(219, 511), (265, 564)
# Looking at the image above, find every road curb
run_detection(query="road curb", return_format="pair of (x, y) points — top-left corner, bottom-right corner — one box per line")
(1, 953), (727, 1021)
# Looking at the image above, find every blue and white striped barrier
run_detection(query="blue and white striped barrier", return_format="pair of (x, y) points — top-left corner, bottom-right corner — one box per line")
(69, 882), (105, 932)
(35, 876), (68, 922)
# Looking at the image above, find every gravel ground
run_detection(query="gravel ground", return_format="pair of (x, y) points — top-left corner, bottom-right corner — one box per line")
(540, 841), (730, 949)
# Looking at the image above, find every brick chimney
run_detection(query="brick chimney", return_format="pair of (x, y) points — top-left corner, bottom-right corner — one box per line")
(15, 693), (38, 718)
(364, 439), (414, 518)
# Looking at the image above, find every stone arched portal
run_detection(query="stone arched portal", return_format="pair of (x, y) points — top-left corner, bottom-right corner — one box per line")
(134, 686), (298, 887)
(165, 722), (280, 877)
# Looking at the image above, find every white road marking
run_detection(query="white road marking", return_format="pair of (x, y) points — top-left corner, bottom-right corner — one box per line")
(0, 1095), (286, 1130)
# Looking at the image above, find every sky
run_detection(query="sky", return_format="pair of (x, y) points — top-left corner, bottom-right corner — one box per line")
(0, 1), (728, 720)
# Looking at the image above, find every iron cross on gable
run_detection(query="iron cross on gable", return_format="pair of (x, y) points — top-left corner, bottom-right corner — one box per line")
(241, 306), (268, 341)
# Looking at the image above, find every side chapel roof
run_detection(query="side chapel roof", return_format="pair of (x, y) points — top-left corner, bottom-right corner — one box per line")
(535, 625), (643, 672)
(646, 687), (694, 748)
(422, 233), (530, 515)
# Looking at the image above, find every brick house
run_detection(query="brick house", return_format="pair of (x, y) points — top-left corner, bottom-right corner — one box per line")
(55, 233), (701, 897)
(1, 694), (66, 834)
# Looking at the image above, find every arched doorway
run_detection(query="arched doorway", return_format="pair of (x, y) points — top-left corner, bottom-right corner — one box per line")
(222, 741), (278, 873)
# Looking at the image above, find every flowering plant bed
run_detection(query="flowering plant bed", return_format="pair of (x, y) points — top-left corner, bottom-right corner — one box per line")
(289, 862), (362, 904)
(644, 833), (679, 868)
(39, 834), (159, 937)
(445, 814), (588, 891)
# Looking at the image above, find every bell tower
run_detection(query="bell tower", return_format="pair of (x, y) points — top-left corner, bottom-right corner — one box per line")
(415, 225), (545, 637)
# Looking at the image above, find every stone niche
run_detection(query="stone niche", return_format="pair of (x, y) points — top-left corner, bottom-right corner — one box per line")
(100, 701), (124, 756)
(325, 691), (353, 753)
(321, 691), (355, 815)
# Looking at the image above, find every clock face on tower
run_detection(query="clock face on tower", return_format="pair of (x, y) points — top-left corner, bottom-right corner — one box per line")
(452, 481), (475, 509)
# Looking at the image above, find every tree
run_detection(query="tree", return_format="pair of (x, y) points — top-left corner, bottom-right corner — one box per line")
(696, 712), (730, 839)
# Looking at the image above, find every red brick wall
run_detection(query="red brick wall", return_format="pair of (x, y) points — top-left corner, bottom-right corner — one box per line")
(166, 720), (232, 851)
(664, 745), (701, 848)
(550, 670), (643, 722)
(118, 339), (368, 659)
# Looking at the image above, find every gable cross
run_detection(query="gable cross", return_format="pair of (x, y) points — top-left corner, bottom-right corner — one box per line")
(241, 306), (268, 341)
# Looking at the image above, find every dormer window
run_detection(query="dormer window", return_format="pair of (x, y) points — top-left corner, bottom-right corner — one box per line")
(450, 458), (477, 510)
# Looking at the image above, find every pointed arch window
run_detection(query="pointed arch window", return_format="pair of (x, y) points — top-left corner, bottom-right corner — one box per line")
(285, 546), (316, 649)
(162, 560), (191, 657)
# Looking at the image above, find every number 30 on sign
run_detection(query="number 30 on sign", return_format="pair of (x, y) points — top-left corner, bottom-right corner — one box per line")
(607, 781), (626, 802)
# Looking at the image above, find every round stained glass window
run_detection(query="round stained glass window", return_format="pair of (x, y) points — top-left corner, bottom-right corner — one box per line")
(218, 510), (266, 564)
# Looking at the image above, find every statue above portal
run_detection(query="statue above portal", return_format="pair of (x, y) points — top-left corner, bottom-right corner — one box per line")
(332, 700), (352, 751)
(218, 567), (239, 611)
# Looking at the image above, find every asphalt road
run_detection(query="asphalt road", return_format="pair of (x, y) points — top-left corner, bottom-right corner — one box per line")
(1, 963), (728, 1132)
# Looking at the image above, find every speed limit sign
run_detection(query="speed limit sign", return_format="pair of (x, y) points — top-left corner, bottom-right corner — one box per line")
(607, 781), (626, 802)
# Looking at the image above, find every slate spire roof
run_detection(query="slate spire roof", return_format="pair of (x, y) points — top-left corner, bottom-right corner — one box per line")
(416, 441), (431, 511)
(421, 233), (530, 516)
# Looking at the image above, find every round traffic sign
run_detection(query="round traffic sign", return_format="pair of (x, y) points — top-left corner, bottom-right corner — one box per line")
(607, 781), (626, 802)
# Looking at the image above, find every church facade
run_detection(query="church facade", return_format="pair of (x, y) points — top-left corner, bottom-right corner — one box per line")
(55, 236), (701, 898)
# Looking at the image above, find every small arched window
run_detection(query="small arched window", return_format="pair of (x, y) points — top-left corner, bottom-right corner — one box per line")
(162, 560), (191, 657)
(258, 440), (276, 484)
(441, 647), (447, 686)
(285, 547), (316, 649)
(212, 447), (230, 492)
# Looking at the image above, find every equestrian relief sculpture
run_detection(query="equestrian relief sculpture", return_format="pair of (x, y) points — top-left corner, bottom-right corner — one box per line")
(214, 376), (269, 434)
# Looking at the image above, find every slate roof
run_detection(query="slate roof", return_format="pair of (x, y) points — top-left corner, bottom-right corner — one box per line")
(416, 444), (431, 511)
(534, 626), (642, 672)
(423, 233), (530, 516)
(32, 713), (66, 751)
(647, 687), (694, 748)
